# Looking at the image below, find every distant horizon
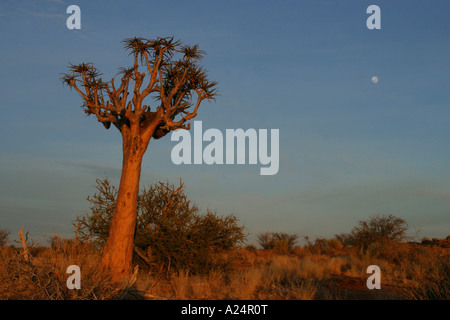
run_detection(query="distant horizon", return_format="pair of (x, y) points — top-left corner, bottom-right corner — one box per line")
(1, 0), (449, 246)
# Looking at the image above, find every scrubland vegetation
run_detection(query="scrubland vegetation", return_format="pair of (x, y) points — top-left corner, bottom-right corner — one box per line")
(1, 179), (448, 300)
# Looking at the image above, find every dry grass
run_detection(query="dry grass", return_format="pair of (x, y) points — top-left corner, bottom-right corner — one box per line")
(227, 268), (264, 299)
(402, 258), (450, 300)
(0, 237), (122, 300)
(1, 234), (448, 300)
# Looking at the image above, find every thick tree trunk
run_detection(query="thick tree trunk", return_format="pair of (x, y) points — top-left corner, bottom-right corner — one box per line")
(101, 129), (146, 282)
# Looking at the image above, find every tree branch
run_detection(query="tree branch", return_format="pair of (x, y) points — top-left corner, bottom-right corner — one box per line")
(62, 37), (217, 137)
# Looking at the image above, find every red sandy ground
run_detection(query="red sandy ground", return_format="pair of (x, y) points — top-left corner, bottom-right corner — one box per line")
(317, 275), (406, 299)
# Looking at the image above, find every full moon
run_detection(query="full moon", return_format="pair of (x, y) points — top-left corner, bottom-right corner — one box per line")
(371, 76), (379, 83)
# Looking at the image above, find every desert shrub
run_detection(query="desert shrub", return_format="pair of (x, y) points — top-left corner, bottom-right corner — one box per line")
(257, 232), (298, 254)
(303, 236), (343, 255)
(335, 232), (353, 247)
(326, 238), (343, 250)
(74, 178), (116, 248)
(257, 232), (272, 250)
(303, 236), (325, 255)
(0, 229), (10, 246)
(74, 178), (246, 274)
(340, 214), (409, 251)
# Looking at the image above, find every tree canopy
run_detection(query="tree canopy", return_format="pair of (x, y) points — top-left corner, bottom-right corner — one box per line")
(61, 37), (218, 138)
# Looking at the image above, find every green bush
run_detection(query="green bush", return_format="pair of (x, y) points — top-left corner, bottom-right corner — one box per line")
(74, 178), (246, 274)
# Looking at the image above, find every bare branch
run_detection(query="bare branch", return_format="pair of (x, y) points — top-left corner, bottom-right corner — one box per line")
(18, 226), (30, 262)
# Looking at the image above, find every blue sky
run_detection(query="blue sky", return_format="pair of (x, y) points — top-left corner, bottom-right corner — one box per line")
(0, 0), (449, 245)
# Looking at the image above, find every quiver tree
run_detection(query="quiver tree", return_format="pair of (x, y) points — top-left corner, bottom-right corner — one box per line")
(61, 37), (217, 281)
